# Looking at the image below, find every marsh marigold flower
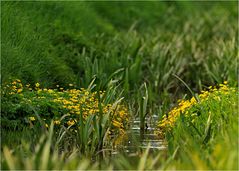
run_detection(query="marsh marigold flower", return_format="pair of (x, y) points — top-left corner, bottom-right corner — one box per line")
(54, 120), (61, 125)
(29, 116), (36, 121)
(157, 81), (234, 136)
(35, 83), (40, 88)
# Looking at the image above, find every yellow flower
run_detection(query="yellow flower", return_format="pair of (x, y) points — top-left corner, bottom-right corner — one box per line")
(223, 81), (228, 85)
(54, 120), (61, 125)
(37, 89), (42, 93)
(12, 86), (17, 90)
(29, 116), (36, 121)
(35, 83), (40, 88)
(4, 80), (129, 135)
(48, 89), (54, 93)
(112, 120), (123, 128)
(75, 111), (81, 115)
(17, 89), (23, 93)
(67, 120), (75, 126)
(158, 82), (236, 136)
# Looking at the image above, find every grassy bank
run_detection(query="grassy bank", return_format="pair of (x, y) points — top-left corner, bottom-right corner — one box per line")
(1, 1), (238, 170)
(159, 82), (238, 169)
(2, 1), (237, 91)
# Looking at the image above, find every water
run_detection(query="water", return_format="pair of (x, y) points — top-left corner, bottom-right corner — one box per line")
(127, 115), (167, 151)
(108, 114), (167, 156)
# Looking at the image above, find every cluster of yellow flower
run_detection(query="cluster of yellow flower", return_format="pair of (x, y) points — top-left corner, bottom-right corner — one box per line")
(50, 88), (129, 133)
(158, 81), (236, 135)
(3, 79), (129, 134)
(5, 79), (24, 94)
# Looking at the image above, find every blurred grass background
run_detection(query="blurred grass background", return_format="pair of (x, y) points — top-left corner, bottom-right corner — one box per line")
(2, 1), (237, 89)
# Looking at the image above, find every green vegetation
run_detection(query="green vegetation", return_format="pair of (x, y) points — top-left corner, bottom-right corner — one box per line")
(159, 83), (238, 169)
(1, 79), (129, 156)
(1, 1), (238, 170)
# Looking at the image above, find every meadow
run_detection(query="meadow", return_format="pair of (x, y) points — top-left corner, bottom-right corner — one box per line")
(1, 1), (238, 170)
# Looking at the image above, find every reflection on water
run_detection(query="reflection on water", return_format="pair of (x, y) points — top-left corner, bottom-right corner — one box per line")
(124, 114), (167, 154)
(102, 114), (167, 157)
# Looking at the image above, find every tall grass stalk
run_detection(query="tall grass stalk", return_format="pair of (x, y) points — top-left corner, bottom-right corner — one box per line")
(139, 83), (148, 132)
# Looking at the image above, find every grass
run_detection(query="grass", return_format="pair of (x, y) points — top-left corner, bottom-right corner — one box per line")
(2, 125), (163, 170)
(162, 83), (238, 170)
(1, 1), (238, 170)
(1, 79), (129, 156)
(2, 1), (237, 90)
